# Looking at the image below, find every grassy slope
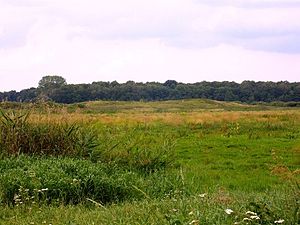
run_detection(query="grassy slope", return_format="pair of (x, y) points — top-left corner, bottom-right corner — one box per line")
(73, 99), (285, 113)
(1, 98), (295, 113)
(0, 99), (299, 224)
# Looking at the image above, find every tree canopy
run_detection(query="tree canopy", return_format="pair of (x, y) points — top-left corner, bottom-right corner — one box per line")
(38, 75), (67, 89)
(0, 77), (299, 104)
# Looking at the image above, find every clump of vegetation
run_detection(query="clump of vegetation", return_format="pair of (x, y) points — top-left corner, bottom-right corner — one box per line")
(0, 109), (182, 207)
(0, 156), (184, 206)
(0, 156), (137, 205)
(91, 124), (178, 173)
(0, 109), (98, 157)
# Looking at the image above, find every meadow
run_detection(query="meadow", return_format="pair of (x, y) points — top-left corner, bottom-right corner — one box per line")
(0, 99), (299, 225)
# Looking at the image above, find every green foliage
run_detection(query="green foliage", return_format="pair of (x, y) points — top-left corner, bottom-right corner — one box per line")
(38, 75), (67, 89)
(0, 156), (134, 205)
(1, 80), (299, 103)
(0, 156), (184, 207)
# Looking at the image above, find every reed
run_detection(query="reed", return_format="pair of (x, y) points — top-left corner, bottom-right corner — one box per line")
(0, 109), (98, 157)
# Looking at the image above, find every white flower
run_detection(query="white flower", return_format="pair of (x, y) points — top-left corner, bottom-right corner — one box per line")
(199, 193), (207, 198)
(250, 215), (260, 220)
(274, 219), (285, 224)
(243, 218), (252, 221)
(225, 208), (234, 215)
(246, 211), (257, 216)
(41, 188), (48, 191)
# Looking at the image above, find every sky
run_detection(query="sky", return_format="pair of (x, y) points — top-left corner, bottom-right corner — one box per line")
(1, 0), (300, 91)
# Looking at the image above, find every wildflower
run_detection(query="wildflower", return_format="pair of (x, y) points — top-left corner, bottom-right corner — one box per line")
(243, 218), (252, 221)
(245, 211), (257, 216)
(225, 208), (234, 215)
(71, 178), (80, 185)
(274, 219), (285, 224)
(41, 188), (48, 191)
(199, 193), (207, 198)
(250, 215), (260, 220)
(188, 211), (194, 216)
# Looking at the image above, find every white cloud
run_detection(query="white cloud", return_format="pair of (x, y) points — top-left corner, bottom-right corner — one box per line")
(0, 0), (300, 91)
(1, 0), (300, 51)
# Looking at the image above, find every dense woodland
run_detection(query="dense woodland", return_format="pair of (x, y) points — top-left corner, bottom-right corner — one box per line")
(1, 76), (299, 103)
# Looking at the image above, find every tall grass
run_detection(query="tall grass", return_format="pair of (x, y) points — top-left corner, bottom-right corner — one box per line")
(91, 123), (178, 172)
(0, 109), (98, 157)
(0, 156), (185, 206)
(0, 109), (181, 206)
(0, 109), (178, 172)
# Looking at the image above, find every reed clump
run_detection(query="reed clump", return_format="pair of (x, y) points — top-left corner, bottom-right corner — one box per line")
(0, 109), (98, 157)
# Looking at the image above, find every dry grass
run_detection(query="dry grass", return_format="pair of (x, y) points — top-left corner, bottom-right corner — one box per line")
(28, 110), (300, 125)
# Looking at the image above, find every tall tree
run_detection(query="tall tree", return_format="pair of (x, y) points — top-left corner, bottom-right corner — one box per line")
(37, 75), (67, 101)
(38, 75), (67, 89)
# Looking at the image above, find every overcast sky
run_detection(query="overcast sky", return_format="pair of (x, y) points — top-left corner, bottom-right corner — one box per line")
(1, 0), (300, 91)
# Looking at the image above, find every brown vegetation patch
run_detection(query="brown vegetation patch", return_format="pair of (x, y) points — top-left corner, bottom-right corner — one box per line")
(271, 165), (290, 176)
(211, 188), (233, 205)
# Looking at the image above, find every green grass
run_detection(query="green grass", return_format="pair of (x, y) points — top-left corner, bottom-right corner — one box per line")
(0, 156), (185, 207)
(0, 189), (298, 225)
(2, 98), (298, 115)
(0, 100), (299, 224)
(70, 99), (298, 113)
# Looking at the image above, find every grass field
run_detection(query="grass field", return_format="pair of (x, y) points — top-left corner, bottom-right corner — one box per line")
(0, 99), (299, 224)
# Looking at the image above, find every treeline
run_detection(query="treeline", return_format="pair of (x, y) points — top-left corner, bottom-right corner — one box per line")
(0, 77), (299, 104)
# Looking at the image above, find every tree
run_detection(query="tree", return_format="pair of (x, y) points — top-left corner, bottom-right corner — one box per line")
(1, 79), (299, 103)
(38, 75), (67, 89)
(163, 80), (178, 89)
(37, 76), (67, 102)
